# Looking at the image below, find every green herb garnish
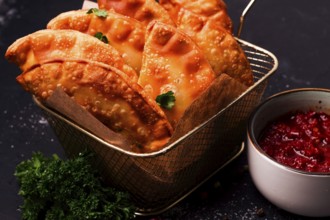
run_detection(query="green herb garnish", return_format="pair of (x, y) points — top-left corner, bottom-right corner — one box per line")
(156, 91), (176, 110)
(87, 8), (108, 18)
(15, 151), (135, 220)
(94, 32), (109, 44)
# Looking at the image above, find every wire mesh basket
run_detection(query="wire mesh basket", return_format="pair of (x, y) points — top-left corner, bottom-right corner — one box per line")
(33, 38), (278, 215)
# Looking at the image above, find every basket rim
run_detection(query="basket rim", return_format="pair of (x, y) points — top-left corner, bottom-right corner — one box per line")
(33, 39), (278, 158)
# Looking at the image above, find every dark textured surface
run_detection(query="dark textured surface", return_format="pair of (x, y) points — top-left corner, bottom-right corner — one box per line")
(1, 0), (330, 219)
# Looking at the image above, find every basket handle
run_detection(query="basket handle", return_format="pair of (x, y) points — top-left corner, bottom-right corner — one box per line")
(237, 0), (256, 38)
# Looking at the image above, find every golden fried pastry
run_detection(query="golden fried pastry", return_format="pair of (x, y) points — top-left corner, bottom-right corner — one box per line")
(138, 21), (216, 126)
(5, 0), (255, 154)
(5, 29), (138, 81)
(178, 8), (253, 86)
(47, 9), (145, 73)
(97, 0), (175, 26)
(159, 0), (232, 32)
(16, 60), (173, 153)
(176, 8), (254, 86)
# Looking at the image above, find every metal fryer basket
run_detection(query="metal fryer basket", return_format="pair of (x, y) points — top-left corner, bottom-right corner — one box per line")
(33, 39), (278, 215)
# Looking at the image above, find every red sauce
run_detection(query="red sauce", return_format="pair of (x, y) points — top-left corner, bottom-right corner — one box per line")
(258, 111), (330, 173)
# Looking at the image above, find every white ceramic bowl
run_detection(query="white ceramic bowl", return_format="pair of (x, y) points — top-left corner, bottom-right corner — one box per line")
(247, 88), (330, 217)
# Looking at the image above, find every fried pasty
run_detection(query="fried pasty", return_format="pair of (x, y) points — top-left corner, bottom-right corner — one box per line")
(138, 21), (216, 126)
(97, 0), (175, 26)
(159, 0), (232, 32)
(177, 8), (254, 86)
(16, 60), (173, 153)
(47, 9), (145, 73)
(5, 29), (138, 81)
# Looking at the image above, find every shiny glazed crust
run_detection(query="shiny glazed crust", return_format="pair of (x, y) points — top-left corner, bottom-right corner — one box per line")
(5, 29), (138, 81)
(17, 60), (173, 153)
(138, 21), (216, 126)
(47, 9), (145, 73)
(97, 0), (175, 26)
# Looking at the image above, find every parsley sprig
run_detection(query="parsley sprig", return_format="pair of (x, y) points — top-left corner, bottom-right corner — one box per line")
(156, 91), (176, 110)
(87, 8), (108, 18)
(15, 151), (135, 220)
(94, 32), (109, 44)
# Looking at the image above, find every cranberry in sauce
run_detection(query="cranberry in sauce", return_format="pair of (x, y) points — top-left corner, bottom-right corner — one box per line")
(258, 111), (330, 172)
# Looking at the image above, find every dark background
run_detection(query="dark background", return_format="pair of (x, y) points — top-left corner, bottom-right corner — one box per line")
(1, 0), (330, 219)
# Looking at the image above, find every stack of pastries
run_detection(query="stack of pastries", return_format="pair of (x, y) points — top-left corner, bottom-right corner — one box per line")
(5, 0), (253, 153)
